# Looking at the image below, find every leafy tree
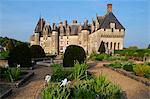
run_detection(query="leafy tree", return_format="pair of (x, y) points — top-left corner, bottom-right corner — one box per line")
(5, 39), (14, 51)
(148, 44), (150, 49)
(98, 41), (106, 54)
(30, 45), (45, 58)
(63, 45), (86, 67)
(128, 46), (138, 50)
(8, 43), (31, 67)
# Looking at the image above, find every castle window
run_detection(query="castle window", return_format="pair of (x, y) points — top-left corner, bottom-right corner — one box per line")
(67, 41), (69, 44)
(104, 28), (106, 31)
(79, 41), (81, 44)
(110, 42), (112, 49)
(61, 36), (63, 39)
(60, 46), (63, 50)
(118, 43), (120, 49)
(67, 36), (69, 39)
(119, 29), (121, 32)
(112, 28), (114, 32)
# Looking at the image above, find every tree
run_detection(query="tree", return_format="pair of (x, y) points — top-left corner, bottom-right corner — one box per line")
(98, 41), (106, 54)
(5, 39), (14, 51)
(8, 43), (31, 67)
(128, 46), (138, 50)
(148, 44), (150, 49)
(30, 45), (45, 58)
(63, 45), (86, 67)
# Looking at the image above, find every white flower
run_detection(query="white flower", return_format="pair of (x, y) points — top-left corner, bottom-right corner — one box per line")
(45, 75), (51, 83)
(60, 78), (71, 87)
(17, 64), (20, 68)
(5, 64), (9, 68)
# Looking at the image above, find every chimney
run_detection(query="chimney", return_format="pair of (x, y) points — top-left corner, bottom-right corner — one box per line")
(107, 4), (112, 13)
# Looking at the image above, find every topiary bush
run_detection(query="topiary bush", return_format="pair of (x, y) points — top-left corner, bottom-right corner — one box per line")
(122, 62), (134, 72)
(8, 43), (31, 67)
(30, 45), (45, 58)
(63, 45), (86, 67)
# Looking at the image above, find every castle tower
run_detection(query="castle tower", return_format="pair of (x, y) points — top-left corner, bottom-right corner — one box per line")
(81, 19), (90, 54)
(34, 33), (40, 45)
(52, 23), (59, 54)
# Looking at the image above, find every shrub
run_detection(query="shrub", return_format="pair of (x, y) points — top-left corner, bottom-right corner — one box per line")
(133, 64), (150, 78)
(30, 45), (45, 58)
(70, 62), (88, 80)
(108, 61), (122, 68)
(122, 62), (134, 72)
(8, 43), (31, 67)
(42, 83), (71, 99)
(4, 67), (21, 82)
(51, 64), (72, 82)
(42, 75), (122, 99)
(0, 50), (9, 59)
(63, 45), (86, 67)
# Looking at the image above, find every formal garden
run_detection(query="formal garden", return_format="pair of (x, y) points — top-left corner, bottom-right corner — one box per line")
(41, 45), (123, 99)
(0, 38), (150, 98)
(0, 38), (46, 98)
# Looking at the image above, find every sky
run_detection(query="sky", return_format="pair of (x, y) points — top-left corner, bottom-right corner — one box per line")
(0, 0), (150, 48)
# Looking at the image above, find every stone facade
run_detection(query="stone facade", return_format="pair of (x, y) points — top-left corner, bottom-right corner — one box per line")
(30, 4), (125, 54)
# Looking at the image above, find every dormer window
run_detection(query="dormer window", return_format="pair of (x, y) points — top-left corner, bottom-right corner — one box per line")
(110, 23), (115, 28)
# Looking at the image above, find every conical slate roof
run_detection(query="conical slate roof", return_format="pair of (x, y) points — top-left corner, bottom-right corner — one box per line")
(100, 12), (125, 29)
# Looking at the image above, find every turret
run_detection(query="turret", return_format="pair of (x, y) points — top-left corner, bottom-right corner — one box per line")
(52, 23), (59, 54)
(81, 19), (90, 54)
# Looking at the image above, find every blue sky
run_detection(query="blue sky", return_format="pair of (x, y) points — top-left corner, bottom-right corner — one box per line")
(0, 0), (150, 48)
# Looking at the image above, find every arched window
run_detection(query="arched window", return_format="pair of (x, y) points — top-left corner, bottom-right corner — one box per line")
(106, 42), (109, 48)
(110, 42), (112, 49)
(118, 43), (120, 49)
(114, 42), (116, 50)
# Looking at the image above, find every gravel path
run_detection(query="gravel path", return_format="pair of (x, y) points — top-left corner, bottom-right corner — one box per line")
(6, 65), (52, 99)
(88, 61), (150, 99)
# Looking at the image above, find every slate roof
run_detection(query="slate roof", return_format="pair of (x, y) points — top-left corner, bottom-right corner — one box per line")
(35, 18), (45, 33)
(100, 12), (125, 29)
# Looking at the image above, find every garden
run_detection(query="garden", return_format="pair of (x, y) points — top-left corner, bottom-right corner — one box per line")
(0, 41), (46, 98)
(41, 45), (124, 99)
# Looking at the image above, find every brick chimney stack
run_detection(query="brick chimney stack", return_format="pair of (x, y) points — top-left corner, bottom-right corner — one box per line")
(107, 4), (112, 13)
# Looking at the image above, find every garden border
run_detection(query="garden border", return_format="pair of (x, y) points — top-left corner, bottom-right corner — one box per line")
(103, 64), (150, 86)
(0, 84), (12, 99)
(15, 71), (34, 88)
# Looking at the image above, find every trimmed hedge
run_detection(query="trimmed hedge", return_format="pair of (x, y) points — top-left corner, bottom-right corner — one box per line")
(8, 43), (31, 67)
(30, 45), (45, 58)
(63, 45), (86, 67)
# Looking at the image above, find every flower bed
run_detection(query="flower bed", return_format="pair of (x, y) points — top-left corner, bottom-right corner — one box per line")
(0, 84), (12, 99)
(41, 63), (124, 99)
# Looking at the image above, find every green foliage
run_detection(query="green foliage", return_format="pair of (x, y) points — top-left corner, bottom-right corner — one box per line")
(42, 76), (122, 99)
(70, 62), (88, 80)
(98, 41), (106, 54)
(63, 45), (86, 67)
(4, 67), (21, 82)
(128, 46), (138, 50)
(108, 61), (123, 68)
(8, 43), (31, 67)
(106, 56), (128, 61)
(0, 36), (29, 47)
(30, 45), (45, 58)
(89, 53), (110, 61)
(51, 64), (72, 82)
(0, 50), (9, 59)
(42, 83), (70, 99)
(133, 64), (150, 78)
(122, 62), (134, 72)
(5, 39), (14, 51)
(115, 49), (150, 58)
(147, 44), (150, 49)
